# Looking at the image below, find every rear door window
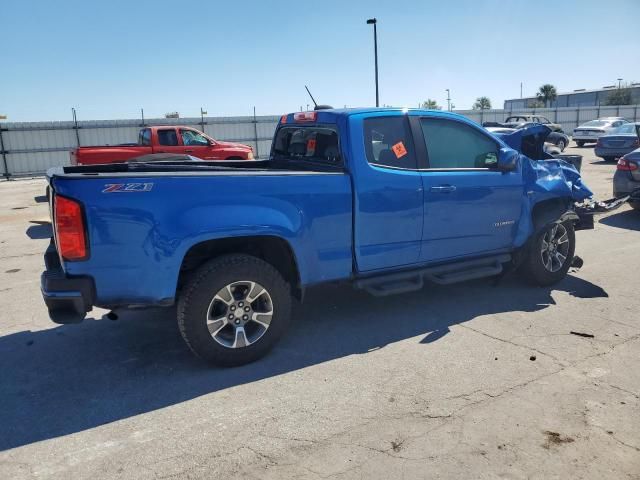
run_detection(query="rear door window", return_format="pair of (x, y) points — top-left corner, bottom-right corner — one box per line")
(363, 117), (417, 169)
(157, 129), (179, 146)
(273, 127), (340, 164)
(420, 118), (499, 169)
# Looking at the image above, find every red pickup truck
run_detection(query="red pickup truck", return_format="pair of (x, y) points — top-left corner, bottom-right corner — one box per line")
(70, 126), (254, 165)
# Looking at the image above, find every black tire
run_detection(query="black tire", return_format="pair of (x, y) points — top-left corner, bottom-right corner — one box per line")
(556, 139), (566, 151)
(519, 221), (575, 286)
(177, 254), (292, 367)
(602, 156), (615, 163)
(576, 141), (585, 147)
(629, 201), (640, 212)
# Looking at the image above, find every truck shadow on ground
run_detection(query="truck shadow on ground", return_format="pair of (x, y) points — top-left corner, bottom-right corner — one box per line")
(0, 273), (607, 451)
(599, 209), (640, 231)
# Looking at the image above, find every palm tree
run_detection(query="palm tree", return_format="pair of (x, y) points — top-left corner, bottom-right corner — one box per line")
(536, 84), (557, 107)
(421, 99), (441, 110)
(472, 96), (492, 110)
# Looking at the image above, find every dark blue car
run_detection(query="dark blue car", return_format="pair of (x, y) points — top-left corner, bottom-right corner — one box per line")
(42, 108), (601, 366)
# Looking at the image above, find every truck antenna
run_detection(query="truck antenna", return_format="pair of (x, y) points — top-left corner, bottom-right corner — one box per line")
(305, 85), (318, 109)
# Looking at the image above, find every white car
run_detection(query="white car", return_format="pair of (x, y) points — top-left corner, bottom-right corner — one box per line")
(573, 117), (628, 147)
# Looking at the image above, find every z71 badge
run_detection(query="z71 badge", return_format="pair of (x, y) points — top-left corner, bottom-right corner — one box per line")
(102, 183), (154, 193)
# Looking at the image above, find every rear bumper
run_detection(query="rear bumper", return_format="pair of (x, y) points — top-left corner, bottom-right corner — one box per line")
(41, 241), (94, 324)
(594, 147), (633, 158)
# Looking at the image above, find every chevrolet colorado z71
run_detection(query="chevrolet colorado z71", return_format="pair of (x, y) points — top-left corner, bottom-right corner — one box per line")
(42, 108), (605, 366)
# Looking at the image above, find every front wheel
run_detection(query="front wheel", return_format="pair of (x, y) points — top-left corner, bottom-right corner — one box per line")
(519, 221), (575, 286)
(556, 139), (566, 151)
(576, 141), (585, 147)
(177, 254), (292, 367)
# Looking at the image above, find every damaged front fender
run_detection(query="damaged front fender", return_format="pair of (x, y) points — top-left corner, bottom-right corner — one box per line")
(514, 157), (594, 246)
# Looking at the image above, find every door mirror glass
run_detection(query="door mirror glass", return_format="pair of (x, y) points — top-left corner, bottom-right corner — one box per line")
(496, 148), (518, 172)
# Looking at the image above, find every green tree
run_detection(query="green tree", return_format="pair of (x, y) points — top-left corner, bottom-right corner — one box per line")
(472, 96), (492, 110)
(536, 84), (557, 107)
(605, 85), (633, 106)
(421, 99), (441, 110)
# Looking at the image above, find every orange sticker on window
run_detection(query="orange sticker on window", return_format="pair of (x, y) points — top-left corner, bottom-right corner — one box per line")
(392, 141), (407, 159)
(307, 139), (316, 150)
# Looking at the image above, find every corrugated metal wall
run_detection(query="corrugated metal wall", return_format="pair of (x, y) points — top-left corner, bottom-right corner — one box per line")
(1, 106), (639, 177)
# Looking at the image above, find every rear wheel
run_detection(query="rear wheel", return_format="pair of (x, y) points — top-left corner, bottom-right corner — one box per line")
(576, 141), (585, 147)
(556, 139), (566, 151)
(602, 156), (616, 162)
(177, 254), (292, 366)
(520, 221), (575, 286)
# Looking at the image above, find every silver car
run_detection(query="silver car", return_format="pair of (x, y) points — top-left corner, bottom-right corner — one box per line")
(573, 117), (628, 147)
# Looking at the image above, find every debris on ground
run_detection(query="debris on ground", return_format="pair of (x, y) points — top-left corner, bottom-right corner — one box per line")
(390, 438), (405, 452)
(570, 256), (584, 269)
(542, 431), (575, 449)
(570, 331), (595, 338)
(530, 355), (536, 361)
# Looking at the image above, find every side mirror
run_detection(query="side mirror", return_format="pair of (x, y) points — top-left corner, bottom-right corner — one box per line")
(496, 148), (518, 172)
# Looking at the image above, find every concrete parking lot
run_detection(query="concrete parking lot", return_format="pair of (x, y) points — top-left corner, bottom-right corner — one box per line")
(1, 147), (639, 479)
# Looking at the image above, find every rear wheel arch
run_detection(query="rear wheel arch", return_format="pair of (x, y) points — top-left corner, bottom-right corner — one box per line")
(177, 235), (302, 299)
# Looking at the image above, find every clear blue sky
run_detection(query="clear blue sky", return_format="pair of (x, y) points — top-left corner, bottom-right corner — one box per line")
(2, 0), (639, 121)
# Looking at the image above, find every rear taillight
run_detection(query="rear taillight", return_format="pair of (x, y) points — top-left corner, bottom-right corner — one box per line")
(54, 196), (88, 260)
(617, 157), (638, 171)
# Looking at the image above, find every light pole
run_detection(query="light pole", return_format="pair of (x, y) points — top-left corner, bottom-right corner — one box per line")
(200, 107), (207, 132)
(617, 78), (623, 88)
(366, 18), (379, 107)
(446, 89), (451, 111)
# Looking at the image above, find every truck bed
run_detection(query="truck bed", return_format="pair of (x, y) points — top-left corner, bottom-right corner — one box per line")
(48, 159), (352, 307)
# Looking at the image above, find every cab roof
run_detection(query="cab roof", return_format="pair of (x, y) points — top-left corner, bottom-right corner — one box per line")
(279, 107), (471, 124)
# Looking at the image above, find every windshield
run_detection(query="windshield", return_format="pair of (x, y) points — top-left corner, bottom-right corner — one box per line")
(272, 126), (340, 164)
(610, 124), (636, 135)
(582, 120), (608, 127)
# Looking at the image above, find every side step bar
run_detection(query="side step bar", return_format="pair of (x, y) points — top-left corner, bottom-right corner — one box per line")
(355, 254), (511, 296)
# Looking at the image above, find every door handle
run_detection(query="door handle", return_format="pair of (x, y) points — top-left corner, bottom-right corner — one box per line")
(430, 185), (457, 193)
(184, 149), (194, 153)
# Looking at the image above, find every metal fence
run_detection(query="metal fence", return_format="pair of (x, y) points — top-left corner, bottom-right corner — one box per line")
(455, 104), (640, 135)
(0, 114), (280, 178)
(1, 104), (639, 178)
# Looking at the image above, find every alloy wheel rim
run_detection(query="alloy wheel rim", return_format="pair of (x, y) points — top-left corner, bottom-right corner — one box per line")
(206, 281), (274, 348)
(540, 224), (570, 273)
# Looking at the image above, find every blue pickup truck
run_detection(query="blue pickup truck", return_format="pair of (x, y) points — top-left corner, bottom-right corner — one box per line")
(42, 108), (602, 366)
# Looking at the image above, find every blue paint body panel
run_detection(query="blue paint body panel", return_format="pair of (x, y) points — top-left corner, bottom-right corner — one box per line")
(54, 173), (353, 304)
(49, 109), (594, 307)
